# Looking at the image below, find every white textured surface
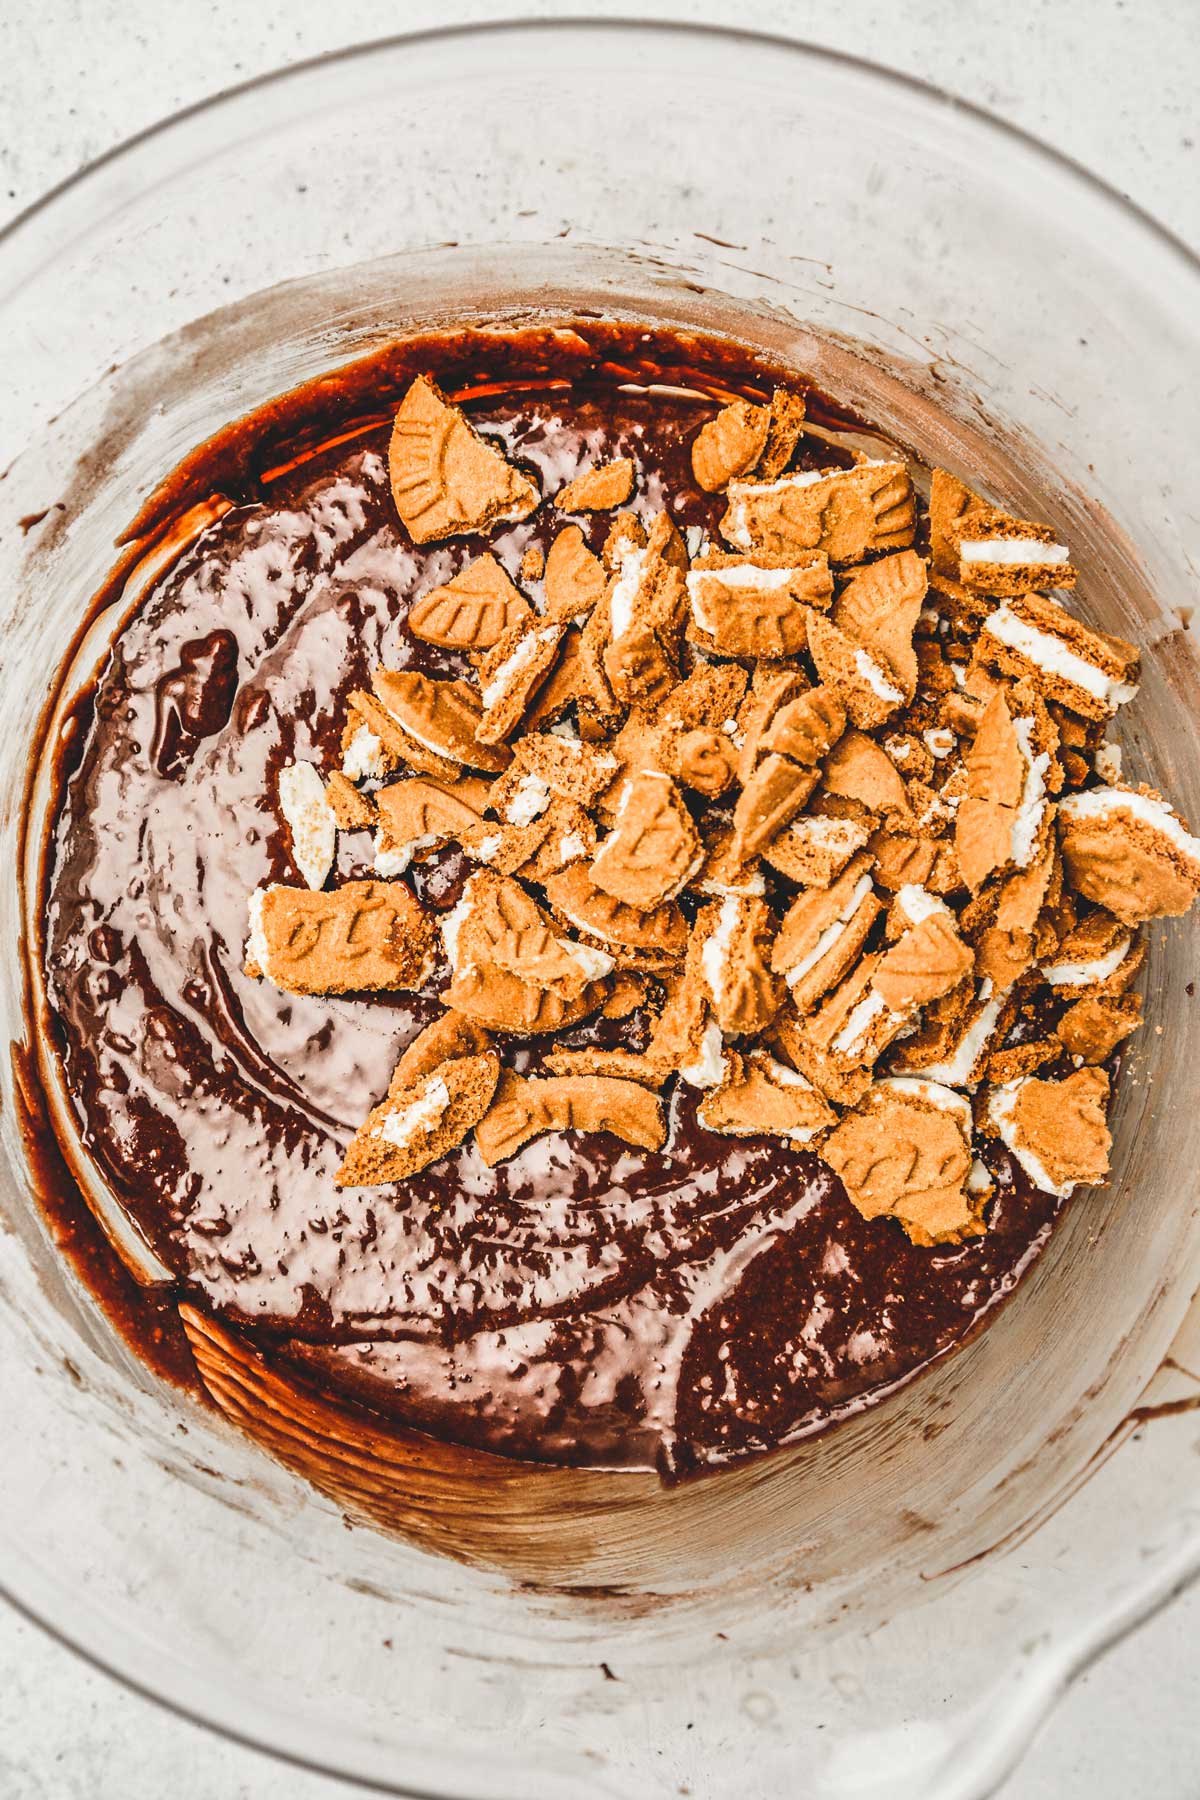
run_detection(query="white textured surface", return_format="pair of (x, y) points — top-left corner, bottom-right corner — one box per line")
(1, 3), (1198, 1796)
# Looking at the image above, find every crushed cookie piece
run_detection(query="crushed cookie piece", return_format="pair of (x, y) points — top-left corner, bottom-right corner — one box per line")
(1042, 909), (1135, 994)
(756, 388), (809, 481)
(985, 1039), (1061, 1084)
(475, 1070), (665, 1165)
(832, 549), (927, 702)
(590, 772), (702, 911)
(694, 827), (765, 899)
(325, 769), (376, 831)
(763, 813), (868, 888)
(394, 1011), (492, 1088)
(929, 468), (986, 577)
(731, 754), (820, 863)
(720, 459), (916, 564)
(370, 669), (510, 775)
(762, 685), (846, 766)
(955, 690), (1053, 890)
(346, 688), (456, 784)
(601, 509), (647, 572)
(408, 553), (532, 651)
(519, 542), (545, 583)
(336, 1052), (500, 1187)
(977, 592), (1138, 720)
(1057, 785), (1200, 924)
(442, 871), (613, 1004)
(956, 513), (1076, 597)
(686, 549), (833, 659)
(690, 398), (771, 491)
(388, 375), (539, 542)
(555, 457), (635, 513)
(543, 862), (688, 967)
(521, 630), (586, 731)
(510, 796), (598, 882)
(772, 852), (882, 1012)
(986, 1067), (1111, 1196)
(600, 970), (653, 1019)
(543, 524), (607, 622)
(543, 1046), (665, 1087)
(735, 665), (810, 780)
(821, 729), (911, 823)
(698, 1049), (836, 1143)
(510, 732), (618, 810)
(891, 978), (1004, 1085)
(340, 703), (392, 782)
(374, 775), (486, 875)
(277, 761), (337, 890)
(807, 611), (906, 729)
(771, 1013), (874, 1108)
(244, 880), (434, 995)
(823, 1079), (983, 1246)
(475, 619), (567, 744)
(1056, 992), (1142, 1063)
(662, 727), (739, 798)
(696, 894), (781, 1036)
(871, 908), (974, 1014)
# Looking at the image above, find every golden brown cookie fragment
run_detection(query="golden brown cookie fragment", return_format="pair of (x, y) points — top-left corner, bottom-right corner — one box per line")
(956, 513), (1076, 596)
(519, 542), (545, 583)
(698, 1050), (836, 1142)
(720, 459), (916, 564)
(370, 669), (510, 775)
(245, 881), (435, 995)
(1056, 993), (1142, 1064)
(977, 592), (1139, 721)
(832, 549), (928, 703)
(690, 398), (771, 492)
(335, 1052), (500, 1187)
(686, 550), (833, 660)
(807, 612), (907, 730)
(542, 862), (688, 968)
(555, 457), (635, 513)
(762, 814), (868, 888)
(756, 388), (809, 481)
(393, 1011), (493, 1087)
(511, 732), (618, 810)
(543, 1046), (667, 1088)
(590, 773), (702, 911)
(695, 894), (781, 1036)
(474, 1069), (666, 1165)
(731, 755), (819, 863)
(1056, 787), (1200, 924)
(325, 770), (377, 831)
(1041, 908), (1137, 996)
(820, 729), (911, 823)
(408, 554), (532, 651)
(872, 907), (974, 1013)
(388, 375), (539, 542)
(442, 870), (613, 998)
(543, 525), (608, 622)
(986, 1067), (1111, 1195)
(475, 620), (567, 745)
(373, 776), (486, 874)
(444, 912), (609, 1027)
(823, 1079), (984, 1246)
(771, 852), (881, 1012)
(662, 727), (739, 799)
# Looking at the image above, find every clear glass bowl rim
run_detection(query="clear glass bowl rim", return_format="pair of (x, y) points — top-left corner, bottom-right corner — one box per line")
(2, 18), (1200, 1799)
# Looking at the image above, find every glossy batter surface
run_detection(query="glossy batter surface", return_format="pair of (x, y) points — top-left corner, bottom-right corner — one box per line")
(42, 326), (1062, 1476)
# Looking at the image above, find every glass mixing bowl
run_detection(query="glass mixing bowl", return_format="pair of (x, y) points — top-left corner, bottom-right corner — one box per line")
(2, 22), (1199, 1800)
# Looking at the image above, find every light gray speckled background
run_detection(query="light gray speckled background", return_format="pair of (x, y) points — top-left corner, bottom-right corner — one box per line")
(1, 2), (1197, 1796)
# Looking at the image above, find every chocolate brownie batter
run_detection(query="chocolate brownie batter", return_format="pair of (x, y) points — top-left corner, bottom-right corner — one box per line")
(40, 324), (1068, 1479)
